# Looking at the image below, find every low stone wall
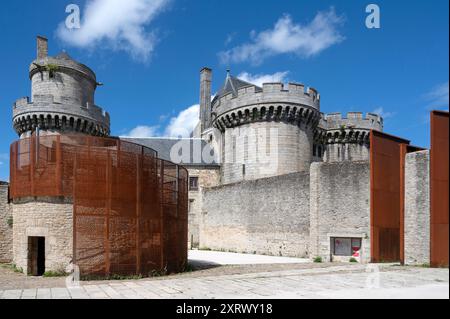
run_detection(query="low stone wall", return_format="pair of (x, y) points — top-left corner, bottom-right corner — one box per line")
(404, 150), (430, 265)
(309, 161), (371, 263)
(0, 183), (12, 263)
(201, 172), (310, 257)
(12, 200), (73, 273)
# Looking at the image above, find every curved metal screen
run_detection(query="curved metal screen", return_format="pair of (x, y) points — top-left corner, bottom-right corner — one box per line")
(10, 134), (188, 277)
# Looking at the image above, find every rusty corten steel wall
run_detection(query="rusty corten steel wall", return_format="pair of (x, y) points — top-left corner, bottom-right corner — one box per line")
(10, 134), (188, 277)
(430, 111), (449, 267)
(370, 130), (411, 263)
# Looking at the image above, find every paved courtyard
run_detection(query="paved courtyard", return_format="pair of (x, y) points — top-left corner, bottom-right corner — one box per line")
(0, 251), (448, 299)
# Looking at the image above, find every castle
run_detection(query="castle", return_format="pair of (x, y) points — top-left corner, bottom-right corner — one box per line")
(127, 69), (447, 266)
(0, 37), (448, 275)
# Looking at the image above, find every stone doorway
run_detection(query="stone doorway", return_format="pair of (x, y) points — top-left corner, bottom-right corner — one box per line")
(28, 237), (45, 276)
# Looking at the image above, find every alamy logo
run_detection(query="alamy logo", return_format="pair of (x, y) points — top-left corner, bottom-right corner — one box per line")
(168, 127), (280, 176)
(366, 4), (381, 29)
(65, 4), (81, 30)
(365, 264), (381, 289)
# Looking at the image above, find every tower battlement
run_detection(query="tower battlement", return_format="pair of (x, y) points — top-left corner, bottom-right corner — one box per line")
(215, 82), (320, 114)
(322, 112), (383, 131)
(313, 112), (384, 163)
(314, 111), (383, 146)
(212, 81), (321, 133)
(13, 95), (110, 137)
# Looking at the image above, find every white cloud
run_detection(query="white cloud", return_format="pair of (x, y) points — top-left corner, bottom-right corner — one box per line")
(124, 125), (160, 138)
(424, 81), (449, 110)
(57, 0), (170, 62)
(225, 33), (236, 46)
(164, 104), (200, 137)
(122, 104), (200, 138)
(219, 8), (345, 65)
(237, 71), (289, 87)
(372, 107), (395, 119)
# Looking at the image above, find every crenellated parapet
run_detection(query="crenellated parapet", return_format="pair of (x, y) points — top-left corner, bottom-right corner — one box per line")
(314, 112), (383, 145)
(212, 82), (321, 132)
(13, 95), (110, 137)
(322, 112), (383, 131)
(313, 112), (384, 163)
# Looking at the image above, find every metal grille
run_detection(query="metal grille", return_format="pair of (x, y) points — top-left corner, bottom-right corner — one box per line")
(10, 134), (188, 277)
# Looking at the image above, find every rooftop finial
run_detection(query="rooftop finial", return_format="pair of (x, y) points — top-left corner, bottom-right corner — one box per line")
(226, 68), (231, 77)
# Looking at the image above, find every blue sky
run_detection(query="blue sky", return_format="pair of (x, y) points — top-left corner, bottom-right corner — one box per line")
(0, 0), (448, 180)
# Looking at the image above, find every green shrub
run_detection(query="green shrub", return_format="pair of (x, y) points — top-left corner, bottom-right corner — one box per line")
(349, 257), (358, 263)
(45, 64), (59, 77)
(149, 267), (167, 277)
(80, 274), (143, 281)
(0, 264), (24, 273)
(313, 256), (322, 263)
(43, 270), (68, 277)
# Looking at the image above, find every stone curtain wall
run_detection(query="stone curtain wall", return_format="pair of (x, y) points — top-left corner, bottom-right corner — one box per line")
(201, 172), (310, 257)
(404, 150), (430, 265)
(12, 201), (73, 273)
(0, 183), (12, 263)
(309, 161), (371, 263)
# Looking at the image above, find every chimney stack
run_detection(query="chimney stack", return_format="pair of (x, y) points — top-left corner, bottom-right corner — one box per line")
(200, 67), (212, 132)
(37, 36), (48, 60)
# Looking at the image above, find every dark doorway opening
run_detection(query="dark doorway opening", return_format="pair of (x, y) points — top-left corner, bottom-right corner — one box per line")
(28, 237), (45, 276)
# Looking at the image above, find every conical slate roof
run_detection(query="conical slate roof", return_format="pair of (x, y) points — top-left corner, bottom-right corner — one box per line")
(213, 71), (261, 104)
(55, 51), (74, 61)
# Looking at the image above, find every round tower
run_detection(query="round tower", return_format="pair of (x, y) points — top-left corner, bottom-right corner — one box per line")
(313, 112), (384, 162)
(12, 36), (110, 138)
(210, 71), (321, 184)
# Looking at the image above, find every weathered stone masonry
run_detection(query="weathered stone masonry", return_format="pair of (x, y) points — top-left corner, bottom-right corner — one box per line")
(0, 182), (12, 263)
(309, 161), (371, 263)
(12, 200), (73, 273)
(404, 150), (430, 265)
(201, 172), (310, 257)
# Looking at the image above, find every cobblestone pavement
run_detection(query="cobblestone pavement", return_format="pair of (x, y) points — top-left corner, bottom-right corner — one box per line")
(0, 264), (448, 299)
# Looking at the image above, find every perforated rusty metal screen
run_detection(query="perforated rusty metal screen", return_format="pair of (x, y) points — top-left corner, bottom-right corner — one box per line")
(10, 134), (188, 277)
(430, 111), (449, 267)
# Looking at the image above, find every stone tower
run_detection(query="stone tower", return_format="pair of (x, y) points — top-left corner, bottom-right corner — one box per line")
(12, 36), (110, 138)
(314, 112), (384, 162)
(204, 69), (322, 184)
